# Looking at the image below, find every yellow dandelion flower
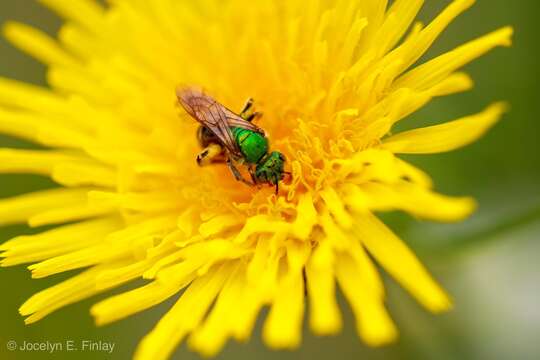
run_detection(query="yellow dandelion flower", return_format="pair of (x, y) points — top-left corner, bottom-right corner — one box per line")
(0, 0), (511, 359)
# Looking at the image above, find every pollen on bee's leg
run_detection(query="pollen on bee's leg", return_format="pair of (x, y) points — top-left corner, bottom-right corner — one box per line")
(197, 144), (223, 166)
(196, 150), (209, 166)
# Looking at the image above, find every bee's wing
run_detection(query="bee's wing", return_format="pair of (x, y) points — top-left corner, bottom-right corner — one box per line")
(177, 87), (241, 156)
(222, 107), (266, 135)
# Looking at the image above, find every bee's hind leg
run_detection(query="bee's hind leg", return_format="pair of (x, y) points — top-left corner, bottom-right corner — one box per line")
(227, 158), (254, 186)
(197, 143), (224, 166)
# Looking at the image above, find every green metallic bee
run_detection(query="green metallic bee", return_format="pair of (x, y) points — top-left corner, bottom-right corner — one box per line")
(177, 87), (287, 193)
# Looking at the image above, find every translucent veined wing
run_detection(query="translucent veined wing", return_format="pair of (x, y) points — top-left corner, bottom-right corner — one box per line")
(177, 87), (240, 156)
(221, 107), (265, 135)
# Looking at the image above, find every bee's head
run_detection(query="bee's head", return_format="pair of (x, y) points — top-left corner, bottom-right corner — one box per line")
(255, 151), (286, 185)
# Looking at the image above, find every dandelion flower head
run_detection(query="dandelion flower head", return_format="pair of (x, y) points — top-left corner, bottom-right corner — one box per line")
(0, 0), (511, 359)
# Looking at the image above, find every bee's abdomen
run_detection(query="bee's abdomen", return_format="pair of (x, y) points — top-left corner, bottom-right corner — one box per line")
(232, 127), (268, 164)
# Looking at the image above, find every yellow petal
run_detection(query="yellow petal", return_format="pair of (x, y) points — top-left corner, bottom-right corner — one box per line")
(0, 148), (87, 175)
(88, 190), (182, 213)
(198, 214), (243, 238)
(188, 263), (244, 357)
(355, 212), (452, 313)
(352, 182), (476, 222)
(0, 217), (120, 266)
(52, 162), (116, 187)
(373, 0), (424, 57)
(395, 157), (433, 188)
(0, 77), (66, 112)
(233, 238), (280, 341)
(291, 193), (318, 240)
(393, 0), (476, 73)
(3, 21), (78, 67)
(47, 66), (107, 104)
(28, 202), (115, 227)
(262, 269), (305, 349)
(0, 187), (94, 226)
(27, 216), (176, 277)
(254, 241), (303, 349)
(27, 241), (131, 279)
(0, 102), (93, 150)
(430, 72), (474, 96)
(38, 0), (106, 33)
(306, 241), (342, 335)
(320, 187), (353, 228)
(91, 281), (187, 326)
(233, 215), (291, 244)
(95, 258), (155, 289)
(396, 26), (513, 90)
(381, 103), (507, 154)
(20, 261), (128, 324)
(335, 246), (397, 346)
(134, 262), (233, 360)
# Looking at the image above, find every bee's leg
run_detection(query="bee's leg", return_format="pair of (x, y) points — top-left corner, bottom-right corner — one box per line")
(274, 175), (279, 195)
(245, 111), (262, 122)
(248, 166), (257, 185)
(227, 158), (254, 186)
(282, 171), (292, 181)
(239, 98), (254, 116)
(197, 143), (223, 166)
(240, 99), (263, 122)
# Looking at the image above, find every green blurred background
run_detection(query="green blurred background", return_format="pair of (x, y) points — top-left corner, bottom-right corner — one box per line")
(0, 0), (538, 359)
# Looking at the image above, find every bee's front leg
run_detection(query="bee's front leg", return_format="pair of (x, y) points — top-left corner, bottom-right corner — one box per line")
(227, 158), (254, 186)
(248, 166), (258, 185)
